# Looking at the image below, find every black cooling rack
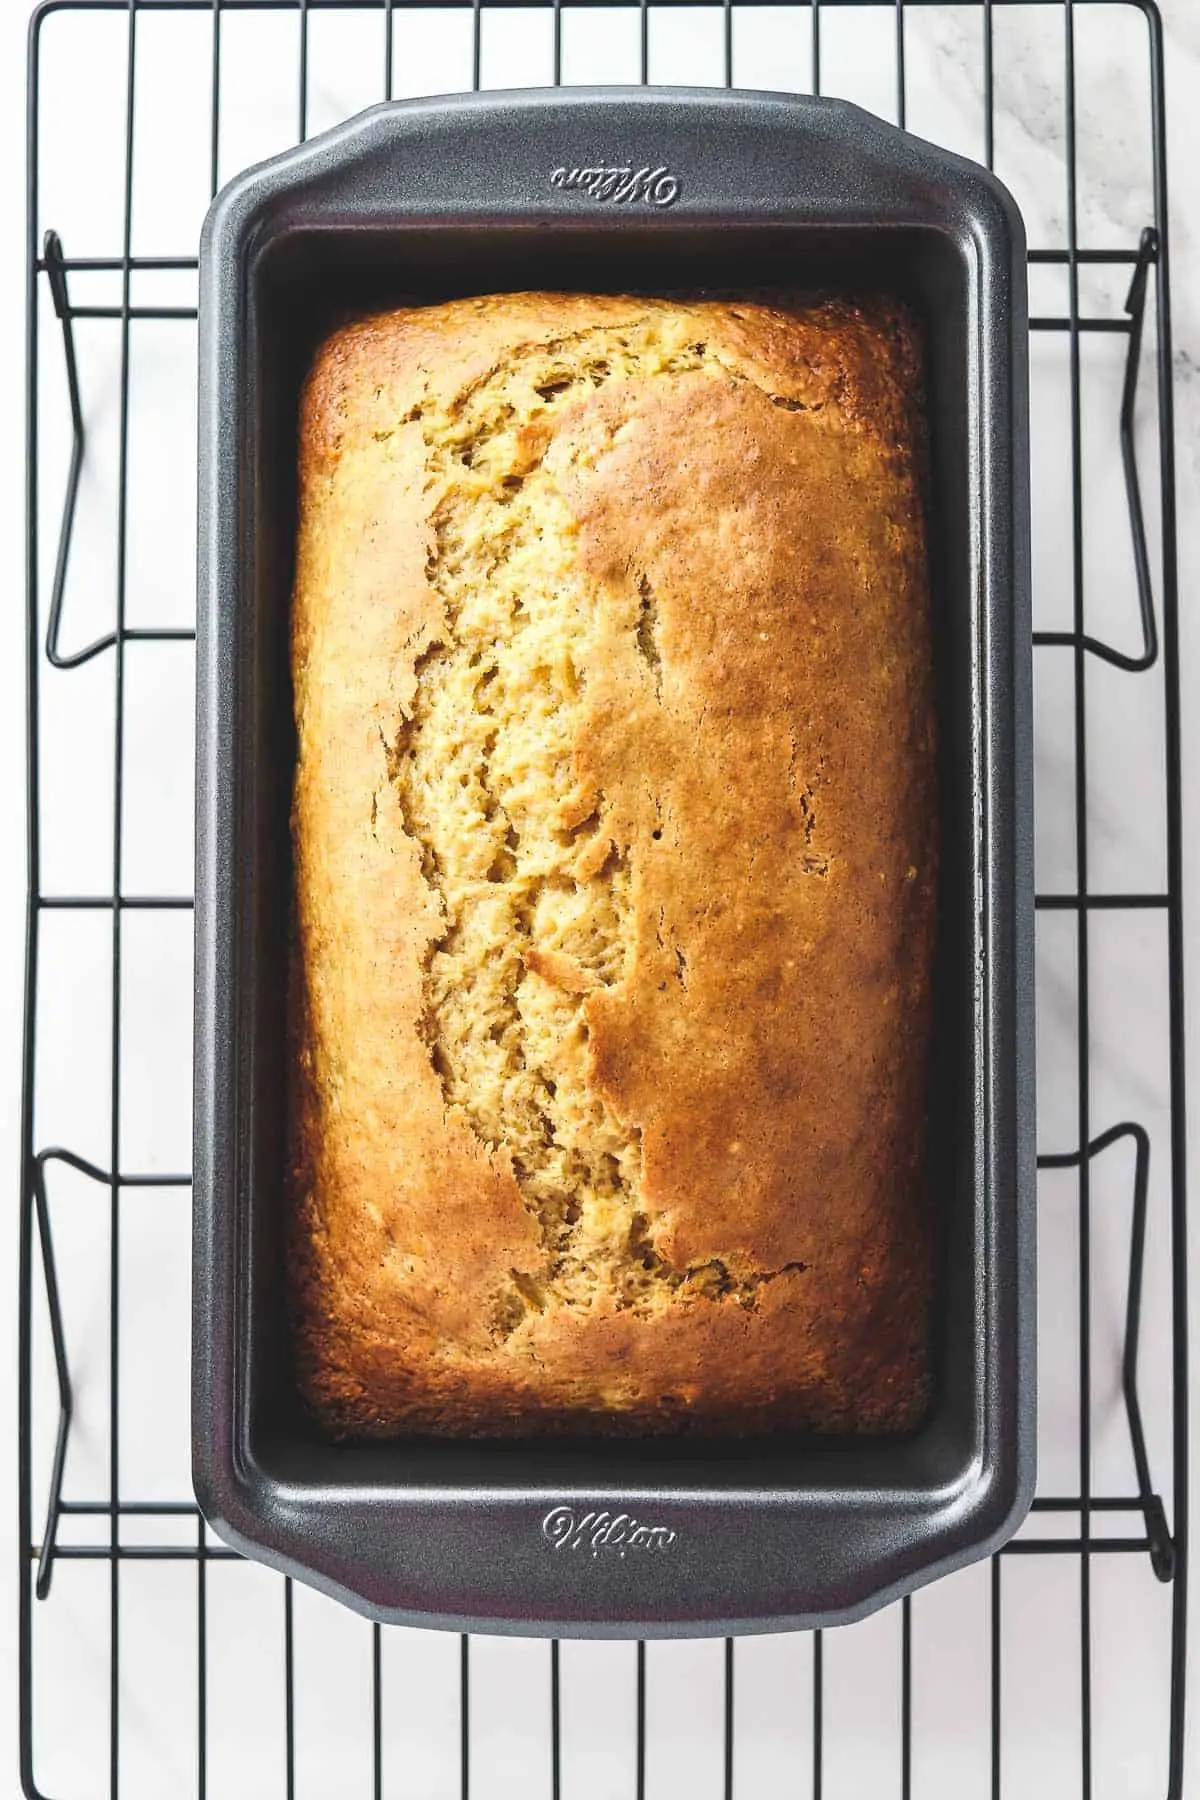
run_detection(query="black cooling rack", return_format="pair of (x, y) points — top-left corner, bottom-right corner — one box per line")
(20, 1), (1188, 1796)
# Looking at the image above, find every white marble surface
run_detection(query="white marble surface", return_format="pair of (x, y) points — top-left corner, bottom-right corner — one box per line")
(0, 2), (1197, 1795)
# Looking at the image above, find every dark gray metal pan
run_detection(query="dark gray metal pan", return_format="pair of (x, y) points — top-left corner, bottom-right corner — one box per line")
(193, 86), (1035, 1636)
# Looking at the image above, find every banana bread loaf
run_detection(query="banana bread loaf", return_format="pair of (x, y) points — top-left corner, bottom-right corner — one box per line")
(289, 291), (936, 1437)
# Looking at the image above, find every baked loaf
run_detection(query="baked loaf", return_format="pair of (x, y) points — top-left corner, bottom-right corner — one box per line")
(289, 292), (936, 1437)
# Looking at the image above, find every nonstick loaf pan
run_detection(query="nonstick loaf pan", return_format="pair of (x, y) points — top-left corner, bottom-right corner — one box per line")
(193, 86), (1035, 1637)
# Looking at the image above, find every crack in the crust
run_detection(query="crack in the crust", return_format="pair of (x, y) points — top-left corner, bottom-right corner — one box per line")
(635, 573), (662, 697)
(386, 320), (819, 1334)
(798, 782), (817, 844)
(429, 318), (835, 456)
(393, 355), (641, 1334)
(624, 1212), (808, 1308)
(419, 667), (562, 1238)
(794, 779), (830, 877)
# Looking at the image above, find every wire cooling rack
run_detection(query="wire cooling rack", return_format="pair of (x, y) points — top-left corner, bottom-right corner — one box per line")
(20, 1), (1187, 1795)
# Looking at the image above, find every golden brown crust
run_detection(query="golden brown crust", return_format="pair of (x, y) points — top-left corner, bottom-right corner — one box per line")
(288, 291), (936, 1437)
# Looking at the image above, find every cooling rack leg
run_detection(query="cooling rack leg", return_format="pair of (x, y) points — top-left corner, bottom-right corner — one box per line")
(37, 228), (134, 671)
(40, 230), (89, 672)
(1039, 1125), (1176, 1581)
(1032, 222), (1161, 674)
(1118, 1125), (1175, 1581)
(1119, 226), (1160, 671)
(30, 1155), (72, 1602)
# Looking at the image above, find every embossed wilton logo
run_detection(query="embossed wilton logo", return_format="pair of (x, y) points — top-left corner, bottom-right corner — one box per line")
(542, 1506), (678, 1557)
(550, 165), (681, 207)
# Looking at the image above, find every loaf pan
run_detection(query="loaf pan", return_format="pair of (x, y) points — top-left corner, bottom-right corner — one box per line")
(194, 87), (1035, 1636)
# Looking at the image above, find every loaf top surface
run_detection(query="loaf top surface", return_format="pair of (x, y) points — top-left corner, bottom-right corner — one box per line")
(290, 291), (936, 1436)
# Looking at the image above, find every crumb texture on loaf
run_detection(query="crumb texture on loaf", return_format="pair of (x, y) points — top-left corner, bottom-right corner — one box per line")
(289, 292), (937, 1438)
